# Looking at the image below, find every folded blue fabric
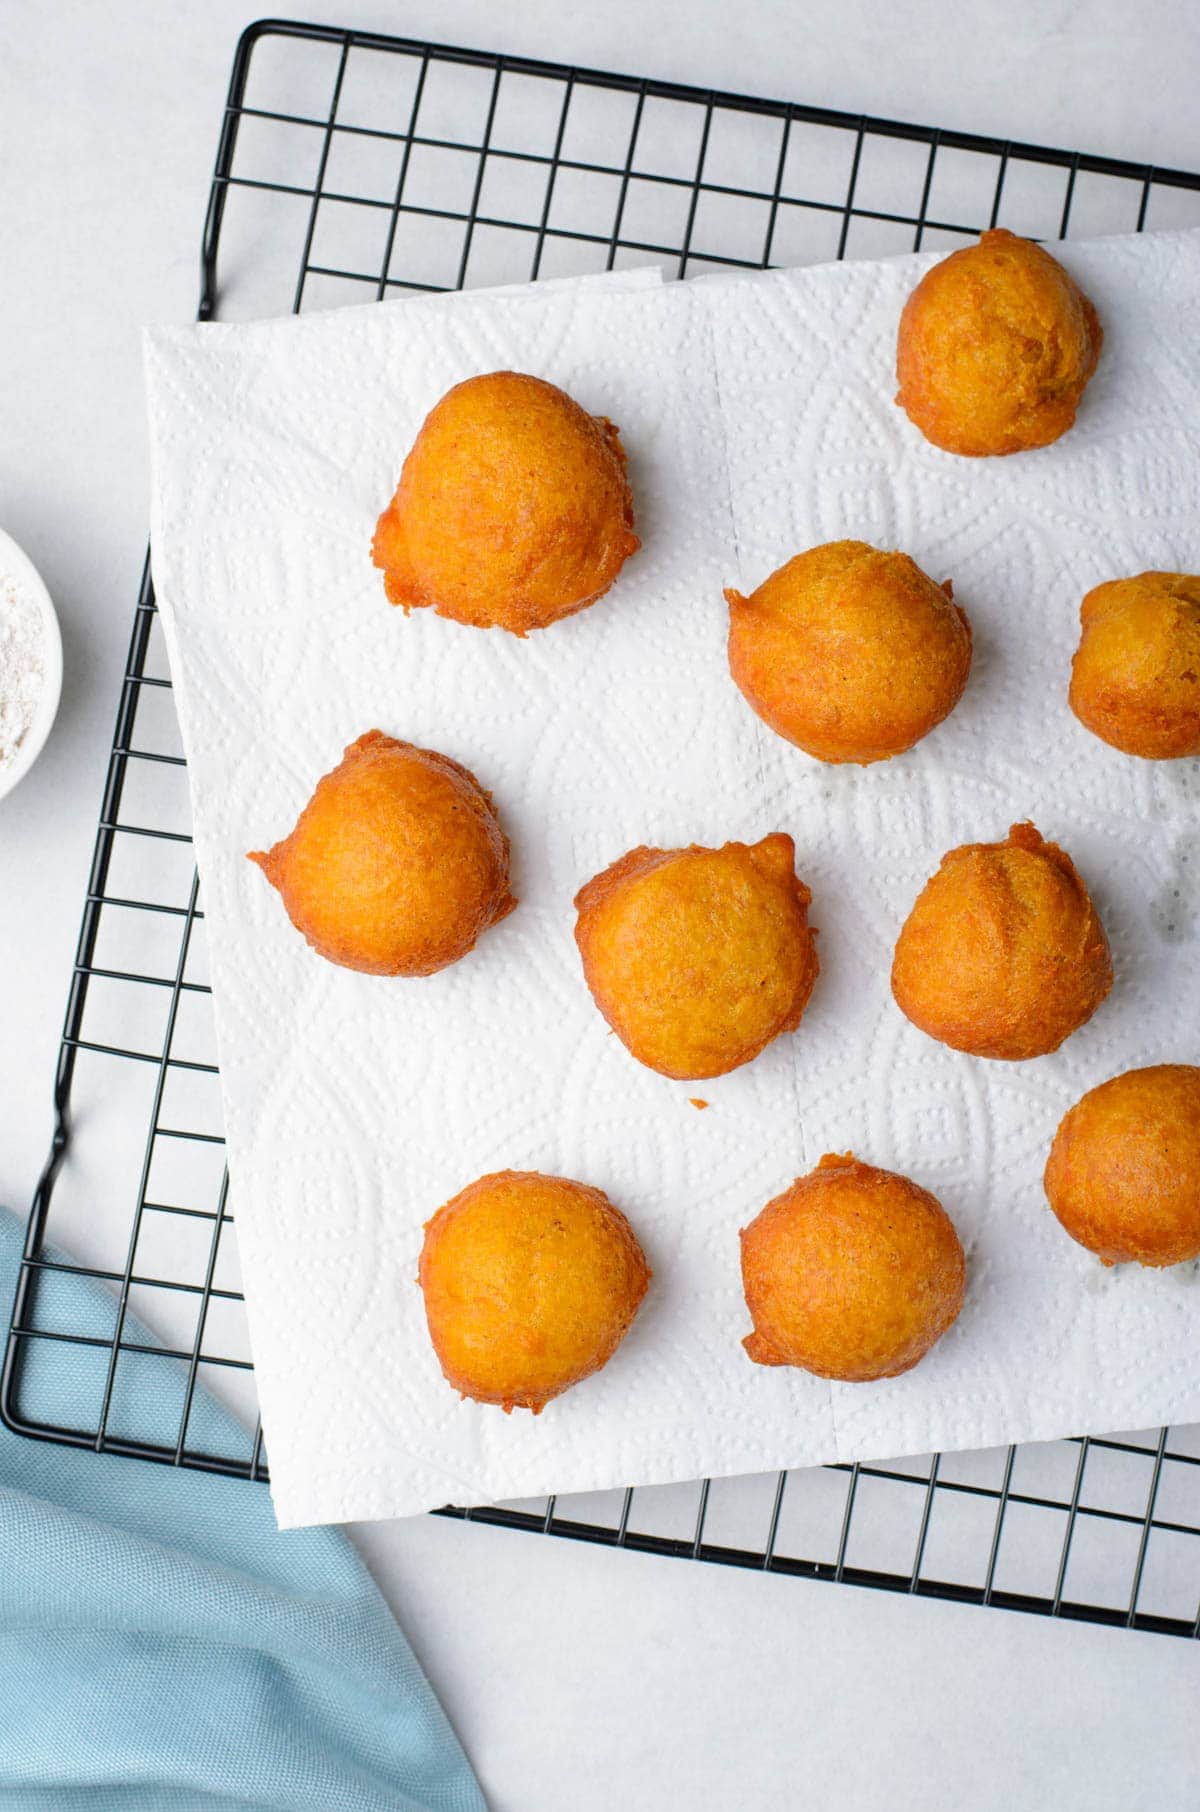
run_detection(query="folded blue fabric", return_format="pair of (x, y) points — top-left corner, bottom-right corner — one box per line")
(0, 1210), (486, 1812)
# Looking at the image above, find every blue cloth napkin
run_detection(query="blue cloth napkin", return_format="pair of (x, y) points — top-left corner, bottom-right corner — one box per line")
(0, 1210), (486, 1811)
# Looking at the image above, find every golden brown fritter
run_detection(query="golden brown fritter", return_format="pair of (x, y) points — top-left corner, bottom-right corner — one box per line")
(895, 229), (1102, 456)
(1069, 571), (1200, 759)
(371, 371), (639, 635)
(726, 540), (972, 764)
(418, 1169), (651, 1412)
(248, 730), (514, 976)
(1044, 1064), (1200, 1267)
(740, 1153), (966, 1382)
(891, 822), (1112, 1060)
(574, 833), (819, 1081)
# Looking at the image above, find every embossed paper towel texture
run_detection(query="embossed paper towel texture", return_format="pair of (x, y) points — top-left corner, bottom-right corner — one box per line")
(146, 270), (792, 1527)
(145, 235), (1200, 1528)
(705, 228), (1200, 1471)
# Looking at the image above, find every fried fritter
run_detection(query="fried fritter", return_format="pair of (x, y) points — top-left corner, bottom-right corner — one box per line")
(371, 370), (639, 635)
(248, 730), (514, 976)
(726, 540), (971, 763)
(1044, 1064), (1200, 1267)
(740, 1153), (966, 1382)
(418, 1169), (651, 1411)
(1069, 571), (1200, 759)
(895, 229), (1102, 456)
(574, 833), (819, 1080)
(891, 822), (1112, 1060)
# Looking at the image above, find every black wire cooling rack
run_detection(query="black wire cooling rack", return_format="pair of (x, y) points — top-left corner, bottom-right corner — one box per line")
(7, 15), (1200, 1638)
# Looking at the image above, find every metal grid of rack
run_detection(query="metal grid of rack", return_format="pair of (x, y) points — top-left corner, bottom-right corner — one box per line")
(6, 16), (1200, 1638)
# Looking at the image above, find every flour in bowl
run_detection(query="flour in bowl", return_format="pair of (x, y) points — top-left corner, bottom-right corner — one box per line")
(0, 570), (47, 771)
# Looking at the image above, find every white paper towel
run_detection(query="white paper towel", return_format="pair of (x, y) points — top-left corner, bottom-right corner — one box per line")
(146, 235), (1200, 1529)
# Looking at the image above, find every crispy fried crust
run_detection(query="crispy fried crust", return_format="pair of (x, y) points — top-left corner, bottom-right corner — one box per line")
(726, 540), (972, 764)
(418, 1169), (651, 1411)
(371, 370), (640, 635)
(573, 833), (819, 1080)
(248, 730), (515, 976)
(1069, 571), (1200, 759)
(1044, 1064), (1200, 1267)
(740, 1153), (966, 1382)
(895, 229), (1102, 456)
(891, 821), (1112, 1060)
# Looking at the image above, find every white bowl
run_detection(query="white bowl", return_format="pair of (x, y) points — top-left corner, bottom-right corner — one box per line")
(0, 527), (63, 803)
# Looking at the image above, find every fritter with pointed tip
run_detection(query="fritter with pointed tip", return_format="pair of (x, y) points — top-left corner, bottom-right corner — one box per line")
(891, 821), (1112, 1060)
(248, 731), (514, 976)
(726, 540), (972, 764)
(574, 833), (819, 1080)
(895, 229), (1102, 456)
(372, 370), (639, 635)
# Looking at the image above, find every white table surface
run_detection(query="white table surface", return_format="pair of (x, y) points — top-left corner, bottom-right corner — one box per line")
(2, 1), (1199, 1806)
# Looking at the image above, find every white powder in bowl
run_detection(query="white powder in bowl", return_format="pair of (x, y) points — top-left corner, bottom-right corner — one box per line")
(0, 570), (48, 771)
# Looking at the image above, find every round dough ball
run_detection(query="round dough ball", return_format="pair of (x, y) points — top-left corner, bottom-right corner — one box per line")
(725, 540), (972, 764)
(418, 1169), (651, 1411)
(1069, 571), (1200, 759)
(249, 730), (514, 976)
(740, 1153), (966, 1382)
(1044, 1064), (1200, 1267)
(574, 833), (819, 1080)
(371, 370), (639, 635)
(891, 821), (1112, 1060)
(895, 229), (1102, 456)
